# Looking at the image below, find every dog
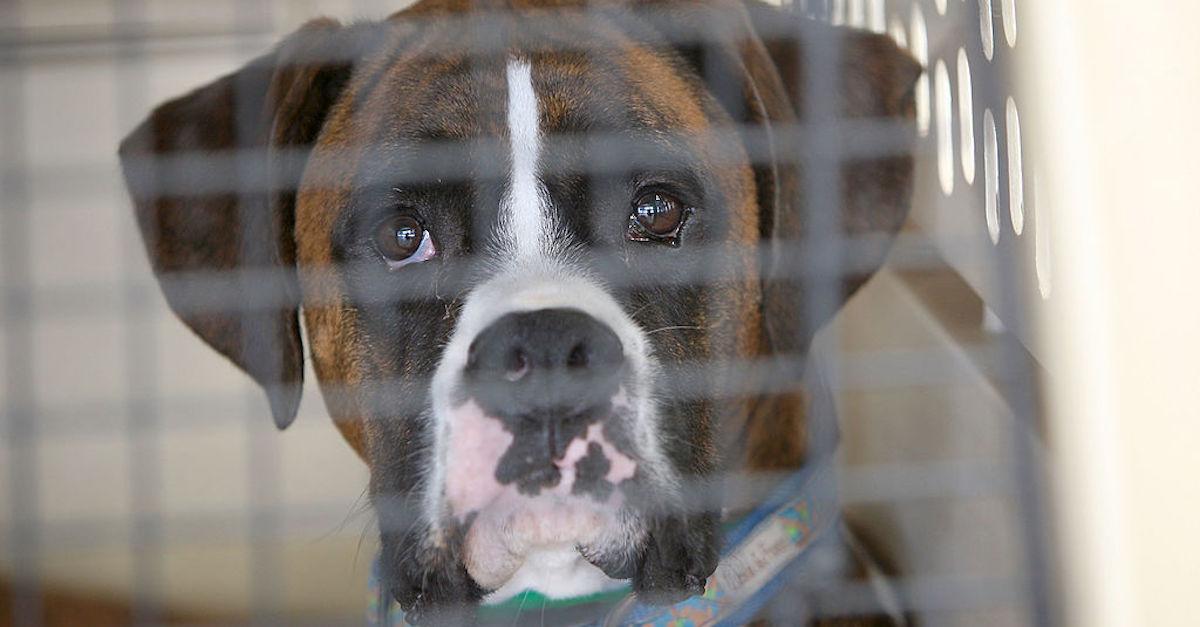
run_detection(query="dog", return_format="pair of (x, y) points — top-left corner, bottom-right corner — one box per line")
(118, 0), (919, 623)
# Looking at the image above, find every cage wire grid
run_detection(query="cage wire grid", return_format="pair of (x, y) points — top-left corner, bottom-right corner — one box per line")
(1, 0), (1052, 625)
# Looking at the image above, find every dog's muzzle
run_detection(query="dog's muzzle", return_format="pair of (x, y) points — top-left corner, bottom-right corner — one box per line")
(421, 264), (672, 595)
(444, 307), (640, 521)
(461, 308), (627, 497)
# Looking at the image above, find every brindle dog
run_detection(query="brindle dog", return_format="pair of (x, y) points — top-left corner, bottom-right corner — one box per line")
(119, 0), (919, 623)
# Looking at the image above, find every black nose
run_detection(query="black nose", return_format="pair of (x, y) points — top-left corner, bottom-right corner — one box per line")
(463, 308), (625, 457)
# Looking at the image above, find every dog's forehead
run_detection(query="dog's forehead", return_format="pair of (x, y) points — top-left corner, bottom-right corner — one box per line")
(296, 6), (757, 268)
(367, 43), (708, 141)
(330, 1), (725, 146)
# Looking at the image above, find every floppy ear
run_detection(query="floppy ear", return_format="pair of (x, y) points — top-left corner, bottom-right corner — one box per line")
(739, 0), (923, 357)
(118, 19), (374, 429)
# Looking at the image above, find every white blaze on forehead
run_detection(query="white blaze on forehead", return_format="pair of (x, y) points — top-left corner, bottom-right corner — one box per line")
(502, 59), (554, 259)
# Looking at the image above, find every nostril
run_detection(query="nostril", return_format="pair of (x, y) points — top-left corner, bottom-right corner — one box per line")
(505, 348), (529, 381)
(567, 343), (589, 369)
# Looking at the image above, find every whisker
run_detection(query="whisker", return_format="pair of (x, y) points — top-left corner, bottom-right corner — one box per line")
(317, 484), (373, 544)
(511, 590), (531, 627)
(353, 516), (374, 571)
(645, 325), (706, 335)
(626, 301), (655, 319)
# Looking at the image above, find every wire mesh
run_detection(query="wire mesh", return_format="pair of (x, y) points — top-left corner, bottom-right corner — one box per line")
(0, 0), (1052, 625)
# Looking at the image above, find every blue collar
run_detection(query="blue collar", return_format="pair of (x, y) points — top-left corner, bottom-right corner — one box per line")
(367, 459), (841, 626)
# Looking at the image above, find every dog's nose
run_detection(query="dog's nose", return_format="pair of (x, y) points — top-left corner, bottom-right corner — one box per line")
(464, 308), (625, 456)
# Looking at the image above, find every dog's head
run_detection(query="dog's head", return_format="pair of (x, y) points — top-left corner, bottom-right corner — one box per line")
(119, 0), (918, 619)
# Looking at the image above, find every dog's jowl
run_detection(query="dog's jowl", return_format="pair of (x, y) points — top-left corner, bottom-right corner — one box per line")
(118, 0), (920, 623)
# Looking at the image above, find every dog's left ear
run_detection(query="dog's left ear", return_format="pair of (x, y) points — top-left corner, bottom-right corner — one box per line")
(737, 1), (923, 357)
(118, 19), (381, 429)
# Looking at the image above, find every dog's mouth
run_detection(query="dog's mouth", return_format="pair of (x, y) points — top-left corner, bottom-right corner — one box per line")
(443, 387), (646, 591)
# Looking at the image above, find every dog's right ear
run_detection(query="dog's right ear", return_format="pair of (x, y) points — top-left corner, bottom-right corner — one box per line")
(741, 1), (922, 360)
(118, 19), (380, 430)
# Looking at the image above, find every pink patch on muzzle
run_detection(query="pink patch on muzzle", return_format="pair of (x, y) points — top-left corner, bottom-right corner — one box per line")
(444, 400), (514, 517)
(559, 423), (638, 486)
(443, 400), (638, 521)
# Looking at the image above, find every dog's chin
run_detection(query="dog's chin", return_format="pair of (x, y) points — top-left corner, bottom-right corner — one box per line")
(462, 494), (639, 595)
(481, 543), (633, 604)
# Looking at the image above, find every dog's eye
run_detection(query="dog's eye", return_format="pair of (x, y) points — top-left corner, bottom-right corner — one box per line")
(627, 192), (691, 245)
(375, 215), (436, 268)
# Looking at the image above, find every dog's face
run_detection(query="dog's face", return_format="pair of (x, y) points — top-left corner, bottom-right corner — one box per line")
(119, 0), (918, 619)
(300, 9), (767, 602)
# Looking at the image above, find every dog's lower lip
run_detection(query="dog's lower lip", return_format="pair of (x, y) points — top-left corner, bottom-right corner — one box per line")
(578, 544), (636, 580)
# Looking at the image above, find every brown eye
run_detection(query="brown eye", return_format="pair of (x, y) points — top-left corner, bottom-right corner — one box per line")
(375, 215), (431, 265)
(629, 192), (690, 243)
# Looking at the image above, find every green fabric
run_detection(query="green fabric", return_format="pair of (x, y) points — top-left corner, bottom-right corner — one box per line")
(477, 587), (630, 621)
